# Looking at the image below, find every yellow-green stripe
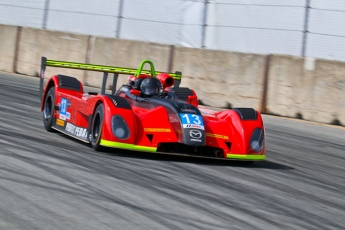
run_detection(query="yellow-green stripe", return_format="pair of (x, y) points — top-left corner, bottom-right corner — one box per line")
(46, 60), (182, 80)
(227, 154), (265, 160)
(100, 139), (157, 152)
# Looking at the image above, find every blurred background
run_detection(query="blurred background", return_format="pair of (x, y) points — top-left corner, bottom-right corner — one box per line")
(1, 0), (345, 61)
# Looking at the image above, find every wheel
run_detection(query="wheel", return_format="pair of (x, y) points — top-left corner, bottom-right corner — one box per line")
(90, 103), (105, 151)
(43, 87), (55, 132)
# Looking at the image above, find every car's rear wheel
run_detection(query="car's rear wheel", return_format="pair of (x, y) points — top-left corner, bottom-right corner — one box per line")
(43, 87), (55, 132)
(90, 103), (104, 151)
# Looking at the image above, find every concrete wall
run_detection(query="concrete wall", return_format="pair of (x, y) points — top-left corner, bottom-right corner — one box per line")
(173, 47), (266, 110)
(0, 24), (17, 72)
(267, 55), (345, 125)
(86, 37), (171, 89)
(0, 24), (344, 126)
(266, 55), (306, 118)
(16, 27), (89, 82)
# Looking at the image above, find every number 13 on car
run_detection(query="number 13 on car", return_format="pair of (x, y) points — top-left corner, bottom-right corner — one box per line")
(179, 113), (205, 130)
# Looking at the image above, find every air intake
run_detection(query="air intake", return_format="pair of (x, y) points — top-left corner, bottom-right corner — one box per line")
(224, 141), (232, 150)
(170, 87), (193, 100)
(233, 108), (257, 120)
(58, 75), (81, 91)
(107, 95), (131, 110)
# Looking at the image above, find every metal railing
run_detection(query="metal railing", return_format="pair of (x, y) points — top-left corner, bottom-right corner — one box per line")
(1, 0), (345, 61)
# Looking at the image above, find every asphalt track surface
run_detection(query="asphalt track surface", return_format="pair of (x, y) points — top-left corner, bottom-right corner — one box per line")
(0, 72), (344, 230)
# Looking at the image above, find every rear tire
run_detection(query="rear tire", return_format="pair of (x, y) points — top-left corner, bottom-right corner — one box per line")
(90, 103), (104, 151)
(43, 87), (55, 132)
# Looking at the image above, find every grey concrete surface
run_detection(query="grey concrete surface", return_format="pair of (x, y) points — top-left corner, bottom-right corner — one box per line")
(16, 27), (89, 81)
(2, 24), (345, 126)
(0, 73), (344, 230)
(87, 37), (172, 89)
(0, 24), (17, 73)
(267, 55), (345, 125)
(173, 47), (266, 110)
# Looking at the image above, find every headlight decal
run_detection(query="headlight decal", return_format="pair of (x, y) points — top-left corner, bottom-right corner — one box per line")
(112, 115), (130, 140)
(250, 128), (265, 152)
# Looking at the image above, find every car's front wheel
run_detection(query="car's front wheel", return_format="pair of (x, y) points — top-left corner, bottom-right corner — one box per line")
(43, 87), (55, 132)
(90, 103), (104, 151)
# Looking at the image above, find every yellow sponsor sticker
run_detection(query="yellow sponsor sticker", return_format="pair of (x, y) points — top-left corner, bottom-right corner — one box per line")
(144, 128), (171, 132)
(56, 119), (65, 126)
(206, 133), (229, 140)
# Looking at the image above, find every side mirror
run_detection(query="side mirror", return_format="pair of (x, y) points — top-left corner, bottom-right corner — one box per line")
(130, 89), (141, 96)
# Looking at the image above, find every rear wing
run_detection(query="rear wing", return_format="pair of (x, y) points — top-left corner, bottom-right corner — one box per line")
(39, 57), (182, 101)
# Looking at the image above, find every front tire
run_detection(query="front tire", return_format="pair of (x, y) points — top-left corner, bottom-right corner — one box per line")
(90, 103), (104, 151)
(43, 87), (55, 132)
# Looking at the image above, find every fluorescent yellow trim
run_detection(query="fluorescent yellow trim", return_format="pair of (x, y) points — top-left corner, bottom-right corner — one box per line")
(144, 128), (171, 132)
(206, 133), (229, 140)
(135, 60), (156, 77)
(227, 154), (265, 160)
(45, 59), (182, 80)
(100, 139), (157, 152)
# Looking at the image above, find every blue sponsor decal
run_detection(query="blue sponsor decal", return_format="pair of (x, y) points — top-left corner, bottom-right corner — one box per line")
(59, 98), (68, 120)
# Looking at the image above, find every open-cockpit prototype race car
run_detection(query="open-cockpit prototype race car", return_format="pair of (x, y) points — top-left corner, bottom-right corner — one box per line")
(39, 57), (266, 162)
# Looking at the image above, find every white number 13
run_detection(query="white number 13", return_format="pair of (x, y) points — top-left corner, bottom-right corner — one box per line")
(192, 115), (201, 124)
(182, 114), (201, 125)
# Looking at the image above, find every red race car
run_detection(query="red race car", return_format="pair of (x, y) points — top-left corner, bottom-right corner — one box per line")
(40, 57), (265, 161)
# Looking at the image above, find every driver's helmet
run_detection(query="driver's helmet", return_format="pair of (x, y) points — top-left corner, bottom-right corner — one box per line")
(140, 77), (162, 96)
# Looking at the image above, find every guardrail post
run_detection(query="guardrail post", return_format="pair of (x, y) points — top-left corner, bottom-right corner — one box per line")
(201, 0), (209, 48)
(116, 0), (125, 38)
(42, 0), (51, 29)
(301, 0), (310, 57)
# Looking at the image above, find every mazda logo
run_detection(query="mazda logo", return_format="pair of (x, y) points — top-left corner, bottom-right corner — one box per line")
(189, 130), (202, 138)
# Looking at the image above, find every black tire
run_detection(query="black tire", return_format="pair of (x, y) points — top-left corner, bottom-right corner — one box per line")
(43, 87), (55, 132)
(90, 103), (104, 151)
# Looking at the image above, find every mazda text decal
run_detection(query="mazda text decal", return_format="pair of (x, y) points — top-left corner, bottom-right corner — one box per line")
(65, 122), (88, 140)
